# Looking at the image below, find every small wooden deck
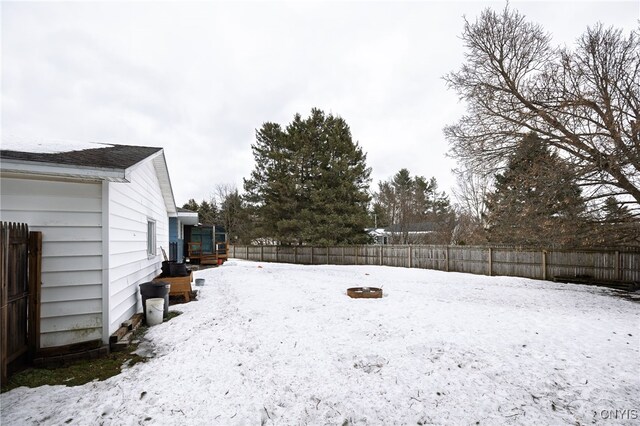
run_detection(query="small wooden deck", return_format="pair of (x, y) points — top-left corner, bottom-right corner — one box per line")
(188, 241), (227, 265)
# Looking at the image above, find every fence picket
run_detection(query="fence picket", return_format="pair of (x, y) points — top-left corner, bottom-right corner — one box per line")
(230, 244), (640, 288)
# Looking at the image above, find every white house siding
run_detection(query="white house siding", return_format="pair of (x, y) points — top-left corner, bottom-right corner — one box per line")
(107, 159), (169, 335)
(0, 177), (103, 348)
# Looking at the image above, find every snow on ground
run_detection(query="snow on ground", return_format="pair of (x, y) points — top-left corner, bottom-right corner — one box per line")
(2, 260), (639, 425)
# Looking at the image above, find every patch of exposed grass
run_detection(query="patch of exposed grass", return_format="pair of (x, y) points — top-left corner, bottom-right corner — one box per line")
(1, 349), (148, 393)
(1, 311), (183, 393)
(166, 310), (182, 321)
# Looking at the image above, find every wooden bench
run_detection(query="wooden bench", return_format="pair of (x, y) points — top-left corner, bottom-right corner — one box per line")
(153, 272), (193, 301)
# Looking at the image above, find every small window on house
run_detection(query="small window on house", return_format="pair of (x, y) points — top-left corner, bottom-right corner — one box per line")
(147, 219), (157, 257)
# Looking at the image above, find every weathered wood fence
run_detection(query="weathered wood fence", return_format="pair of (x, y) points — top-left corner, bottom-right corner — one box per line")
(231, 245), (640, 287)
(1, 222), (42, 384)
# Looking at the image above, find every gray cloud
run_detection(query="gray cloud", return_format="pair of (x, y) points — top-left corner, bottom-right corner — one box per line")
(2, 1), (638, 205)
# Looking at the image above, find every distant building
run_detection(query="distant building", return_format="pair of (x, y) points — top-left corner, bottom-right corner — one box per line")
(367, 222), (437, 245)
(366, 228), (389, 245)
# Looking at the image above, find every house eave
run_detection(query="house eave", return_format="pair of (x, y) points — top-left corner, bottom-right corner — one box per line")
(144, 150), (177, 217)
(178, 212), (199, 226)
(0, 158), (130, 182)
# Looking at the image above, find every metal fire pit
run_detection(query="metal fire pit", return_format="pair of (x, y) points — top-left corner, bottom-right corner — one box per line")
(347, 287), (383, 299)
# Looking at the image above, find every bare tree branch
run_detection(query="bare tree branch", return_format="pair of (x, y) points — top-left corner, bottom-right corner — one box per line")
(444, 6), (640, 208)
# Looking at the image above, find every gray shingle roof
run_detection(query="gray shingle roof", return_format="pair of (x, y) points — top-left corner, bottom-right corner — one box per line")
(1, 144), (162, 170)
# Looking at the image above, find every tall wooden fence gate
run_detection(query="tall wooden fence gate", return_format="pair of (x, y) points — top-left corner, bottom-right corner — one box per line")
(1, 222), (42, 384)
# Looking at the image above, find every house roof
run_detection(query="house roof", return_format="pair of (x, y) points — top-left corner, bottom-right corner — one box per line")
(1, 143), (162, 169)
(1, 137), (177, 216)
(365, 228), (388, 237)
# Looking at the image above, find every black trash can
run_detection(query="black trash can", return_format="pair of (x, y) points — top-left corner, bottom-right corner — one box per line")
(139, 281), (170, 322)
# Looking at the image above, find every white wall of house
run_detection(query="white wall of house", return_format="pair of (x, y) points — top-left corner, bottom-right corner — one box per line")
(0, 176), (104, 348)
(107, 159), (169, 336)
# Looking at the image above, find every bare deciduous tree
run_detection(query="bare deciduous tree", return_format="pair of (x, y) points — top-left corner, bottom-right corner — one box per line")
(444, 6), (640, 209)
(452, 167), (491, 222)
(212, 183), (247, 243)
(451, 167), (492, 244)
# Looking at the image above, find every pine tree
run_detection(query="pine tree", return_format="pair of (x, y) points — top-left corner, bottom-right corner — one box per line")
(182, 199), (200, 213)
(218, 189), (251, 244)
(484, 133), (587, 246)
(198, 200), (218, 225)
(372, 169), (454, 244)
(243, 109), (371, 245)
(181, 199), (218, 224)
(587, 197), (640, 246)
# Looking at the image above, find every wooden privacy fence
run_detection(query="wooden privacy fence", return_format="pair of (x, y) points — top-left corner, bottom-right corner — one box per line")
(1, 222), (42, 384)
(231, 245), (640, 289)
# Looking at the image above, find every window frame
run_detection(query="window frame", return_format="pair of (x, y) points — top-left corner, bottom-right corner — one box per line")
(147, 219), (157, 258)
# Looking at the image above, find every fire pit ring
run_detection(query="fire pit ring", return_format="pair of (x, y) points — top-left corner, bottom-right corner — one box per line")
(347, 287), (383, 299)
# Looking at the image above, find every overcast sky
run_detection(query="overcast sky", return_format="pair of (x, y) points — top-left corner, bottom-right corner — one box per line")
(2, 1), (638, 206)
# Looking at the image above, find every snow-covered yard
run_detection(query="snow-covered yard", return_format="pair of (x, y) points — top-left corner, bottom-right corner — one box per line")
(2, 260), (639, 425)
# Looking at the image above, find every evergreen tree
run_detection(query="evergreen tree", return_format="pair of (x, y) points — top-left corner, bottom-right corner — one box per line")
(602, 197), (634, 224)
(243, 109), (371, 245)
(181, 199), (218, 224)
(484, 133), (587, 246)
(182, 199), (200, 213)
(587, 197), (640, 246)
(198, 200), (218, 225)
(372, 169), (454, 244)
(218, 188), (252, 244)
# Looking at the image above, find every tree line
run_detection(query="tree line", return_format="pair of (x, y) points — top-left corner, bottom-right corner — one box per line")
(184, 6), (638, 248)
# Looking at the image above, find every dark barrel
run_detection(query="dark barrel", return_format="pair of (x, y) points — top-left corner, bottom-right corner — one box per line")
(169, 262), (189, 277)
(139, 281), (170, 320)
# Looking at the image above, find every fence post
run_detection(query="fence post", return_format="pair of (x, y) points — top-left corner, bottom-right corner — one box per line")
(614, 250), (620, 281)
(28, 231), (42, 358)
(276, 246), (279, 263)
(260, 245), (264, 262)
(311, 246), (314, 265)
(445, 246), (450, 272)
(245, 245), (249, 260)
(379, 245), (383, 266)
(1, 223), (8, 384)
(355, 247), (359, 265)
(294, 246), (298, 264)
(326, 247), (330, 264)
(408, 245), (412, 268)
(542, 250), (547, 280)
(341, 247), (345, 265)
(488, 247), (493, 276)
